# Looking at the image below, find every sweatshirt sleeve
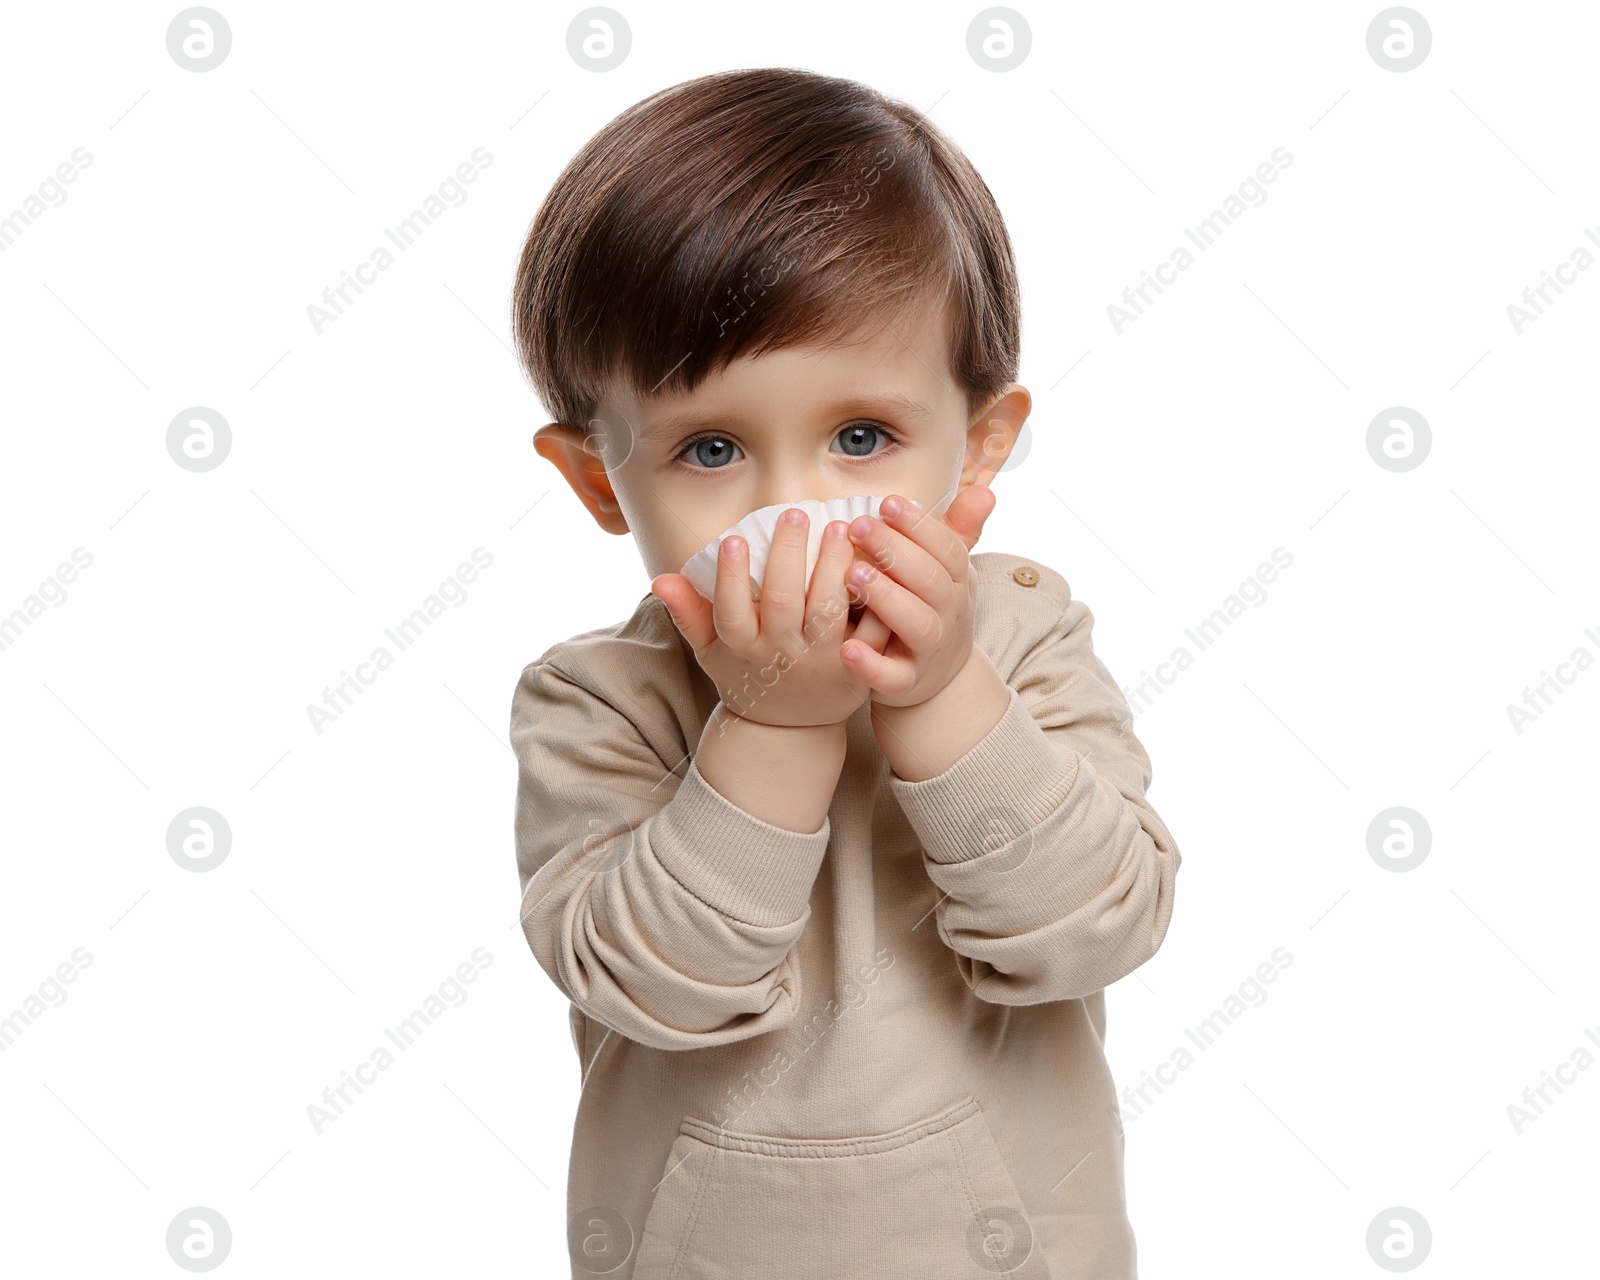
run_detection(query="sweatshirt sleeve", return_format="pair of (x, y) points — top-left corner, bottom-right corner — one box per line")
(510, 657), (833, 1051)
(885, 589), (1181, 1005)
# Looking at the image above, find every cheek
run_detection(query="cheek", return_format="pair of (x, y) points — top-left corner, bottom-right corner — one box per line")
(626, 485), (745, 574)
(893, 450), (964, 511)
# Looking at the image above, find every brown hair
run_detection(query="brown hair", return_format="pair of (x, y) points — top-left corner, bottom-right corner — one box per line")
(511, 67), (1020, 434)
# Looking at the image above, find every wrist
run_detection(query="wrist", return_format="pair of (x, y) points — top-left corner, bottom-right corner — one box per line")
(870, 646), (1010, 782)
(699, 702), (849, 834)
(871, 643), (988, 720)
(710, 700), (851, 742)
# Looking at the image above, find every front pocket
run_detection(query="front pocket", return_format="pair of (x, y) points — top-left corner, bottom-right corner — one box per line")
(630, 1094), (1047, 1279)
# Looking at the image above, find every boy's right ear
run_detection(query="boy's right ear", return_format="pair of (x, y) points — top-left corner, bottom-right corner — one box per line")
(532, 423), (630, 535)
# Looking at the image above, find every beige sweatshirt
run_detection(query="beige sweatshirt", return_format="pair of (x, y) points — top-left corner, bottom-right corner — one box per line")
(510, 550), (1182, 1279)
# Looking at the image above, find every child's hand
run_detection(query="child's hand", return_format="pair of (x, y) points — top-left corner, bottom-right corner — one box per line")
(839, 485), (998, 709)
(651, 509), (893, 729)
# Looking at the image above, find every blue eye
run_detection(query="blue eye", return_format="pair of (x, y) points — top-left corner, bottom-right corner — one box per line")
(671, 422), (900, 474)
(834, 424), (890, 457)
(678, 436), (741, 469)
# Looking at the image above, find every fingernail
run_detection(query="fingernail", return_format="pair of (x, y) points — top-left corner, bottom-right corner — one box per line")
(850, 516), (873, 538)
(782, 508), (804, 525)
(881, 497), (901, 518)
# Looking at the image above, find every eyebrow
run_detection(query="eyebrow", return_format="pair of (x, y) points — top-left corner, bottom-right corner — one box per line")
(639, 393), (935, 445)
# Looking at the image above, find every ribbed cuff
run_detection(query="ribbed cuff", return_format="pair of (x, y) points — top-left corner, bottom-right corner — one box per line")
(650, 756), (833, 927)
(886, 687), (1081, 865)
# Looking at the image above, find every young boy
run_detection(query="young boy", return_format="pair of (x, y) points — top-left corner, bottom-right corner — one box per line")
(509, 67), (1181, 1279)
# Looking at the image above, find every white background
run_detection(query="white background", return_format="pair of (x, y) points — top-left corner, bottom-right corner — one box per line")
(2, 1), (1595, 1275)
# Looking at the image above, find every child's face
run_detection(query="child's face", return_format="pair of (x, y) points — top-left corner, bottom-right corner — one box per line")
(538, 297), (1030, 585)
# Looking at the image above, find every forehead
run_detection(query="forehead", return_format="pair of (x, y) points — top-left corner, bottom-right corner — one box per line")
(607, 292), (960, 431)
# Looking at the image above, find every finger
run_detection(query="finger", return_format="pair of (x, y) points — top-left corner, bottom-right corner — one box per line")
(805, 519), (855, 636)
(841, 629), (916, 697)
(759, 507), (809, 641)
(846, 604), (892, 654)
(713, 535), (758, 652)
(650, 574), (716, 652)
(879, 493), (971, 586)
(848, 506), (951, 607)
(940, 484), (997, 553)
(847, 558), (943, 653)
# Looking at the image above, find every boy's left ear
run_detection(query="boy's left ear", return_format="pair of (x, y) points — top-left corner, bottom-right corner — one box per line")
(960, 384), (1032, 489)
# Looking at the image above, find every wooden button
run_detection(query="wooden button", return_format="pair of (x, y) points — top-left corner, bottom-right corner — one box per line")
(1012, 565), (1039, 587)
